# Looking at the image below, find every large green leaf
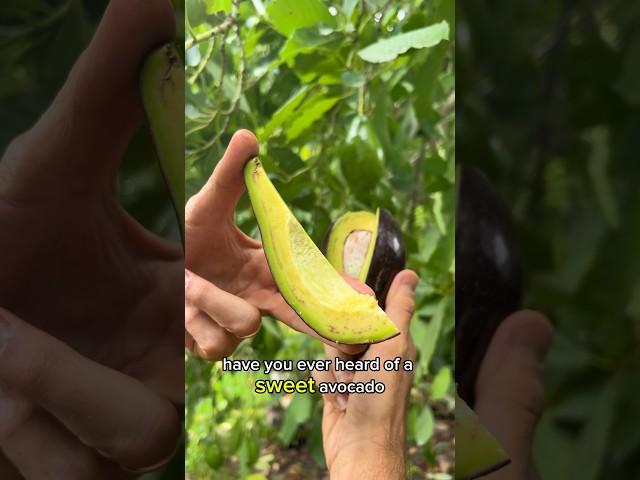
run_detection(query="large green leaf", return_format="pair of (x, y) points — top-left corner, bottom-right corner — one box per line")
(278, 394), (313, 445)
(267, 0), (336, 36)
(259, 86), (311, 139)
(358, 21), (449, 63)
(415, 407), (435, 446)
(286, 96), (342, 141)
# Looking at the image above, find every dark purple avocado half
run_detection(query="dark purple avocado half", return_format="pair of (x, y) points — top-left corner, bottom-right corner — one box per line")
(366, 209), (406, 308)
(322, 208), (406, 309)
(456, 165), (523, 406)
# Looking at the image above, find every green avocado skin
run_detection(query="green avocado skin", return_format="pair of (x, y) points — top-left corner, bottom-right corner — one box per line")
(139, 43), (185, 241)
(322, 208), (405, 308)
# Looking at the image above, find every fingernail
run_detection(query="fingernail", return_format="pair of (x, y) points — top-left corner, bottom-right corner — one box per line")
(402, 275), (419, 293)
(510, 328), (550, 363)
(335, 394), (348, 411)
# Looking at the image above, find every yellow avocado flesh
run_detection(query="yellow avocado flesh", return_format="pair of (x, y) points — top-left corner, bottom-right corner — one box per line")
(455, 392), (510, 479)
(244, 159), (399, 344)
(326, 211), (378, 281)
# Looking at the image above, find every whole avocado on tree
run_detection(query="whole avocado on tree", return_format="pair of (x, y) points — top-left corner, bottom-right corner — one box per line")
(455, 165), (523, 405)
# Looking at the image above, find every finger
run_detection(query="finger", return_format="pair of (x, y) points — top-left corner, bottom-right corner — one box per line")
(265, 273), (374, 356)
(185, 269), (261, 338)
(0, 309), (180, 470)
(383, 270), (419, 335)
(323, 344), (357, 384)
(2, 410), (128, 480)
(267, 296), (367, 355)
(51, 0), (175, 148)
(184, 306), (240, 361)
(0, 449), (21, 480)
(187, 130), (260, 223)
(0, 387), (33, 443)
(474, 310), (553, 479)
(312, 369), (347, 412)
(341, 274), (376, 296)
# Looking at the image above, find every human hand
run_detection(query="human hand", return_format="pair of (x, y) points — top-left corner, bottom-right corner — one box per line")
(184, 130), (366, 360)
(0, 309), (180, 478)
(0, 0), (183, 474)
(313, 270), (419, 480)
(474, 311), (553, 480)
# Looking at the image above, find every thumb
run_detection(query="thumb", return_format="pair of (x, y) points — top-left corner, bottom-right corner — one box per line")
(187, 130), (259, 224)
(474, 310), (553, 479)
(12, 0), (175, 177)
(384, 270), (419, 334)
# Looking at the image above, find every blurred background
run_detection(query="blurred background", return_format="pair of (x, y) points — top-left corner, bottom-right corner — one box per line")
(458, 1), (640, 478)
(0, 0), (182, 242)
(0, 0), (183, 477)
(184, 0), (454, 478)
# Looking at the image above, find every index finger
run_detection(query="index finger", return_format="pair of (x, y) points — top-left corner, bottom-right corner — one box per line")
(188, 130), (259, 223)
(0, 309), (180, 470)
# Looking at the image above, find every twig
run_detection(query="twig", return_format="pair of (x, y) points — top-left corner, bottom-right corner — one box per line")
(191, 15), (245, 157)
(188, 35), (216, 84)
(185, 16), (233, 50)
(185, 29), (228, 137)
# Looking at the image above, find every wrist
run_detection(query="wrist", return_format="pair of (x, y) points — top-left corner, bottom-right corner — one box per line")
(329, 440), (406, 480)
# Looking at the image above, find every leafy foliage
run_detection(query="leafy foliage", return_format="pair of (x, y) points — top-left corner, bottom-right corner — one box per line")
(185, 0), (455, 478)
(458, 1), (640, 478)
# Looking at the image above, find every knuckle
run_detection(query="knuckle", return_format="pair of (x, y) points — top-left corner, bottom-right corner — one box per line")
(237, 309), (261, 337)
(184, 307), (199, 330)
(403, 297), (416, 316)
(22, 346), (57, 395)
(184, 194), (200, 224)
(198, 341), (222, 362)
(136, 404), (180, 464)
(184, 277), (205, 305)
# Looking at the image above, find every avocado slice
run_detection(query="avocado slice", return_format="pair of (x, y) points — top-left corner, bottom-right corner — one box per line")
(323, 209), (405, 307)
(243, 159), (400, 344)
(140, 43), (185, 240)
(455, 392), (510, 479)
(456, 165), (522, 405)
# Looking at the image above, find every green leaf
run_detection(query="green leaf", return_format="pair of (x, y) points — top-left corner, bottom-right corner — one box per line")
(206, 0), (232, 14)
(570, 376), (620, 480)
(341, 71), (365, 88)
(586, 127), (619, 227)
(430, 366), (451, 400)
(279, 26), (343, 64)
(415, 407), (435, 446)
(342, 0), (358, 20)
(358, 22), (449, 63)
(339, 138), (384, 199)
(259, 86), (310, 140)
(267, 0), (336, 36)
(186, 0), (207, 26)
(411, 295), (447, 372)
(287, 96), (341, 141)
(278, 393), (312, 444)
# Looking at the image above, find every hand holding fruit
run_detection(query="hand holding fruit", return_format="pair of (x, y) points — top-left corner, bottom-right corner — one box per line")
(313, 271), (419, 480)
(184, 130), (367, 359)
(0, 0), (184, 476)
